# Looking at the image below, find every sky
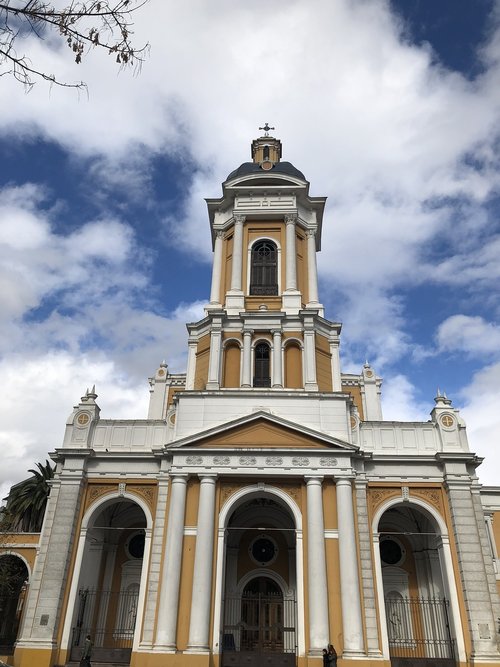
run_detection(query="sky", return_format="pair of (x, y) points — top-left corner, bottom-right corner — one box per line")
(1, 0), (500, 499)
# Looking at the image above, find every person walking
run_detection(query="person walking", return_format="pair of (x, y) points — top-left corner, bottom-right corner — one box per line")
(323, 648), (329, 666)
(80, 634), (92, 667)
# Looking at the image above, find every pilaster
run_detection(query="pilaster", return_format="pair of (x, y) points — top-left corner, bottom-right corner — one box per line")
(445, 475), (500, 661)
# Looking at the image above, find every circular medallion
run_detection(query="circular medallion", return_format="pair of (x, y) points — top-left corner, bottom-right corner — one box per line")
(249, 535), (278, 566)
(350, 415), (357, 429)
(76, 412), (90, 426)
(365, 370), (373, 378)
(157, 369), (165, 376)
(440, 414), (454, 428)
(261, 160), (273, 171)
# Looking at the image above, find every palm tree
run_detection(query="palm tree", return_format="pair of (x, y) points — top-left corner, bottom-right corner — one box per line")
(2, 461), (55, 533)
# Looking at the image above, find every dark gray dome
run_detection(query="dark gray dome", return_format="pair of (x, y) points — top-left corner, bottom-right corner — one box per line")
(226, 161), (306, 182)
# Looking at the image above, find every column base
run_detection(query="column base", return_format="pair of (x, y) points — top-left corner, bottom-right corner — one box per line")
(282, 291), (302, 314)
(225, 292), (245, 314)
(206, 381), (220, 390)
(342, 649), (368, 659)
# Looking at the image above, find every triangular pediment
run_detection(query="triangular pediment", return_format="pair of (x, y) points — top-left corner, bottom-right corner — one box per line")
(169, 411), (357, 451)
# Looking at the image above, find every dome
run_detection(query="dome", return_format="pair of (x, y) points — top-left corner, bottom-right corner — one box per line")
(225, 161), (306, 183)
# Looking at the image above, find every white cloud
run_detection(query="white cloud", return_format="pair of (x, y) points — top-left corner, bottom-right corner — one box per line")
(0, 352), (149, 502)
(460, 362), (500, 485)
(436, 314), (500, 356)
(381, 374), (429, 422)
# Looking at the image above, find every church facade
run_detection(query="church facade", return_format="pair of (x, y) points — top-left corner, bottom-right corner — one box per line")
(3, 132), (500, 667)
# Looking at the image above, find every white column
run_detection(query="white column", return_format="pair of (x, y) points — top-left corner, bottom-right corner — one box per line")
(185, 340), (197, 390)
(206, 327), (222, 390)
(306, 230), (319, 304)
(209, 231), (224, 305)
(156, 475), (188, 649)
(230, 215), (245, 292)
(305, 477), (329, 653)
(303, 322), (318, 391)
(336, 478), (364, 656)
(272, 329), (283, 388)
(187, 475), (217, 651)
(329, 338), (342, 391)
(242, 329), (253, 388)
(285, 214), (298, 291)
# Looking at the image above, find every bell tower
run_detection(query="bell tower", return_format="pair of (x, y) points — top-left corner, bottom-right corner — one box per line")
(182, 128), (344, 394)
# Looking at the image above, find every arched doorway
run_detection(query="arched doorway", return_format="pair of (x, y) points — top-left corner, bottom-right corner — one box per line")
(376, 503), (458, 667)
(221, 494), (297, 667)
(0, 554), (29, 654)
(67, 498), (148, 664)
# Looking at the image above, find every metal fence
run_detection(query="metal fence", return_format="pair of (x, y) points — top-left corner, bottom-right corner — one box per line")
(385, 596), (455, 662)
(221, 592), (296, 667)
(70, 588), (139, 663)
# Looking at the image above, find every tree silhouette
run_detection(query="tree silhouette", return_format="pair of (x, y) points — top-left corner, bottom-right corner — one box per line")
(2, 460), (54, 532)
(0, 0), (150, 90)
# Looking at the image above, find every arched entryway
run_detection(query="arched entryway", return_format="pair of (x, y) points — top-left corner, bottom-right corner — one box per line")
(219, 490), (299, 667)
(374, 501), (462, 667)
(65, 496), (149, 664)
(0, 554), (29, 654)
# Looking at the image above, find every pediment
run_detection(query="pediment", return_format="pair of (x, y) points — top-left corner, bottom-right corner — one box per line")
(170, 411), (356, 452)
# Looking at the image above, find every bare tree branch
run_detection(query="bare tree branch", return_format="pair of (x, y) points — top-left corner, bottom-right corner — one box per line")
(0, 0), (150, 90)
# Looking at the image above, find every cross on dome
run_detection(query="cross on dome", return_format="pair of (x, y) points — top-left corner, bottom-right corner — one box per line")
(259, 122), (275, 136)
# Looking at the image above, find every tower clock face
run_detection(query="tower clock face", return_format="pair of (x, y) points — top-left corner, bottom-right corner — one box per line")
(249, 536), (277, 566)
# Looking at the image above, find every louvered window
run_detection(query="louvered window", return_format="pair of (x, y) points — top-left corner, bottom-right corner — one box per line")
(253, 343), (271, 387)
(250, 241), (278, 296)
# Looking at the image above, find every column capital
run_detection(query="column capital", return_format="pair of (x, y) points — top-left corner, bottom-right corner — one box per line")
(234, 214), (246, 225)
(214, 230), (224, 239)
(271, 329), (282, 336)
(243, 328), (254, 336)
(170, 474), (189, 484)
(305, 228), (316, 238)
(335, 476), (354, 487)
(285, 213), (297, 225)
(198, 474), (218, 483)
(305, 475), (324, 485)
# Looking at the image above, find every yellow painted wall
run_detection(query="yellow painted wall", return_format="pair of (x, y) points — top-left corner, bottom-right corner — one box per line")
(316, 334), (333, 392)
(296, 231), (307, 305)
(284, 342), (303, 388)
(167, 386), (185, 407)
(222, 343), (241, 388)
(194, 334), (211, 390)
(342, 385), (365, 421)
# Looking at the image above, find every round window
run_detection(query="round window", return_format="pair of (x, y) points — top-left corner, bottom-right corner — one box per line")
(127, 533), (145, 559)
(249, 535), (278, 566)
(380, 537), (405, 566)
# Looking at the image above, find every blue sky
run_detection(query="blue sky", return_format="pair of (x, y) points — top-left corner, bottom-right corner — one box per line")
(1, 0), (500, 498)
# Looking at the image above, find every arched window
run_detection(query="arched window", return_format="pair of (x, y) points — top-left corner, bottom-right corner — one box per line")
(254, 342), (271, 387)
(250, 241), (278, 296)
